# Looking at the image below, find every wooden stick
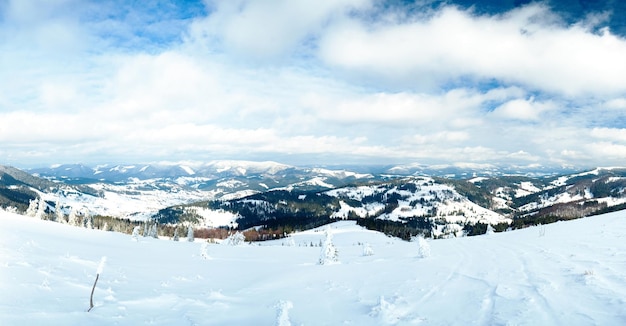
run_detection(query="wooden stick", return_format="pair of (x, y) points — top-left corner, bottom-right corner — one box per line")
(87, 273), (99, 312)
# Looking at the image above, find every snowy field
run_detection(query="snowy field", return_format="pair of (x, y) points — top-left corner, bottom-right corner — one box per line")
(1, 211), (625, 325)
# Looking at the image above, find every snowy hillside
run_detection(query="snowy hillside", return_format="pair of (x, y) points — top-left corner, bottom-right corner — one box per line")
(2, 210), (625, 325)
(326, 177), (508, 226)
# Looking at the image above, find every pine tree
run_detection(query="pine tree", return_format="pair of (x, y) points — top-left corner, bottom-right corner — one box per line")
(68, 208), (80, 226)
(26, 198), (38, 217)
(187, 225), (194, 242)
(318, 226), (339, 265)
(35, 198), (47, 220)
(486, 224), (495, 235)
(362, 243), (374, 256)
(55, 201), (65, 224)
(172, 228), (179, 241)
(151, 223), (158, 238)
(131, 226), (141, 241)
(143, 222), (150, 237)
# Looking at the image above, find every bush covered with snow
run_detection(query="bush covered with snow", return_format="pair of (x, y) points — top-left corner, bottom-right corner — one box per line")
(224, 231), (246, 246)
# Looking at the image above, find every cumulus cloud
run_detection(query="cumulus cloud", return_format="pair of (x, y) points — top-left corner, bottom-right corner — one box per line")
(491, 97), (555, 121)
(318, 4), (626, 96)
(188, 0), (371, 60)
(1, 0), (625, 169)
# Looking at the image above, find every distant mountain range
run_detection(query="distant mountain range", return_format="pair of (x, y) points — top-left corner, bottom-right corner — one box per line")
(2, 161), (625, 240)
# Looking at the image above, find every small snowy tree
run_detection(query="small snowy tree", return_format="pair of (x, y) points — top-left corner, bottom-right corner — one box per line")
(26, 198), (38, 217)
(131, 226), (141, 241)
(362, 243), (374, 256)
(35, 198), (47, 220)
(318, 226), (339, 265)
(55, 201), (66, 224)
(172, 228), (179, 241)
(150, 223), (158, 238)
(187, 225), (194, 242)
(68, 208), (80, 226)
(485, 224), (495, 235)
(142, 222), (150, 237)
(416, 235), (430, 258)
(224, 231), (245, 246)
(84, 212), (93, 229)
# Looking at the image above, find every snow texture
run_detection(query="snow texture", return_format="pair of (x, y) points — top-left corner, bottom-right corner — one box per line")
(96, 256), (106, 275)
(1, 209), (626, 325)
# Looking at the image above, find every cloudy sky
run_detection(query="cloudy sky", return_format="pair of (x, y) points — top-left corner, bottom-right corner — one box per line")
(1, 0), (625, 169)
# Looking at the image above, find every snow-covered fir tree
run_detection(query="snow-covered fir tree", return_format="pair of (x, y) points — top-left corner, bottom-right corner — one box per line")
(172, 228), (179, 241)
(187, 224), (194, 242)
(55, 201), (66, 224)
(26, 198), (38, 217)
(83, 211), (93, 229)
(68, 208), (80, 226)
(362, 243), (374, 256)
(486, 224), (495, 235)
(131, 226), (141, 241)
(150, 223), (158, 238)
(318, 226), (339, 265)
(143, 222), (150, 237)
(35, 198), (47, 220)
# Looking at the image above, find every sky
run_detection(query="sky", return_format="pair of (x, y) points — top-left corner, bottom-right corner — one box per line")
(1, 0), (625, 169)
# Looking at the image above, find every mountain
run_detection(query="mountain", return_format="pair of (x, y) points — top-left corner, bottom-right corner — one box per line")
(154, 167), (626, 239)
(6, 162), (626, 241)
(0, 165), (43, 211)
(12, 162), (379, 222)
(384, 162), (579, 178)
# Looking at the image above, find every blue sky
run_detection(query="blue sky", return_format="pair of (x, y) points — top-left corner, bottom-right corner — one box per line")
(1, 0), (625, 169)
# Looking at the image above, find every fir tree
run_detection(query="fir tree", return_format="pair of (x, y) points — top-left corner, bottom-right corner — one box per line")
(26, 198), (38, 217)
(35, 198), (47, 220)
(68, 208), (80, 226)
(131, 226), (141, 241)
(187, 224), (194, 242)
(318, 226), (339, 265)
(55, 201), (66, 224)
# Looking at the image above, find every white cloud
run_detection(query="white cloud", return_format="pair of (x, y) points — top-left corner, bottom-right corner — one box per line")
(590, 128), (626, 142)
(1, 1), (625, 169)
(491, 97), (555, 121)
(318, 4), (626, 96)
(189, 0), (371, 60)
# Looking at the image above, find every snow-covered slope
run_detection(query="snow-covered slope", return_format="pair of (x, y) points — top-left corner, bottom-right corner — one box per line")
(2, 210), (625, 325)
(326, 177), (508, 226)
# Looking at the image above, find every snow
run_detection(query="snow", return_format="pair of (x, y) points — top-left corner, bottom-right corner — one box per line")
(185, 207), (239, 228)
(280, 176), (335, 190)
(327, 178), (510, 227)
(468, 176), (488, 183)
(2, 210), (626, 325)
(311, 168), (373, 179)
(179, 165), (195, 175)
(515, 181), (542, 197)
